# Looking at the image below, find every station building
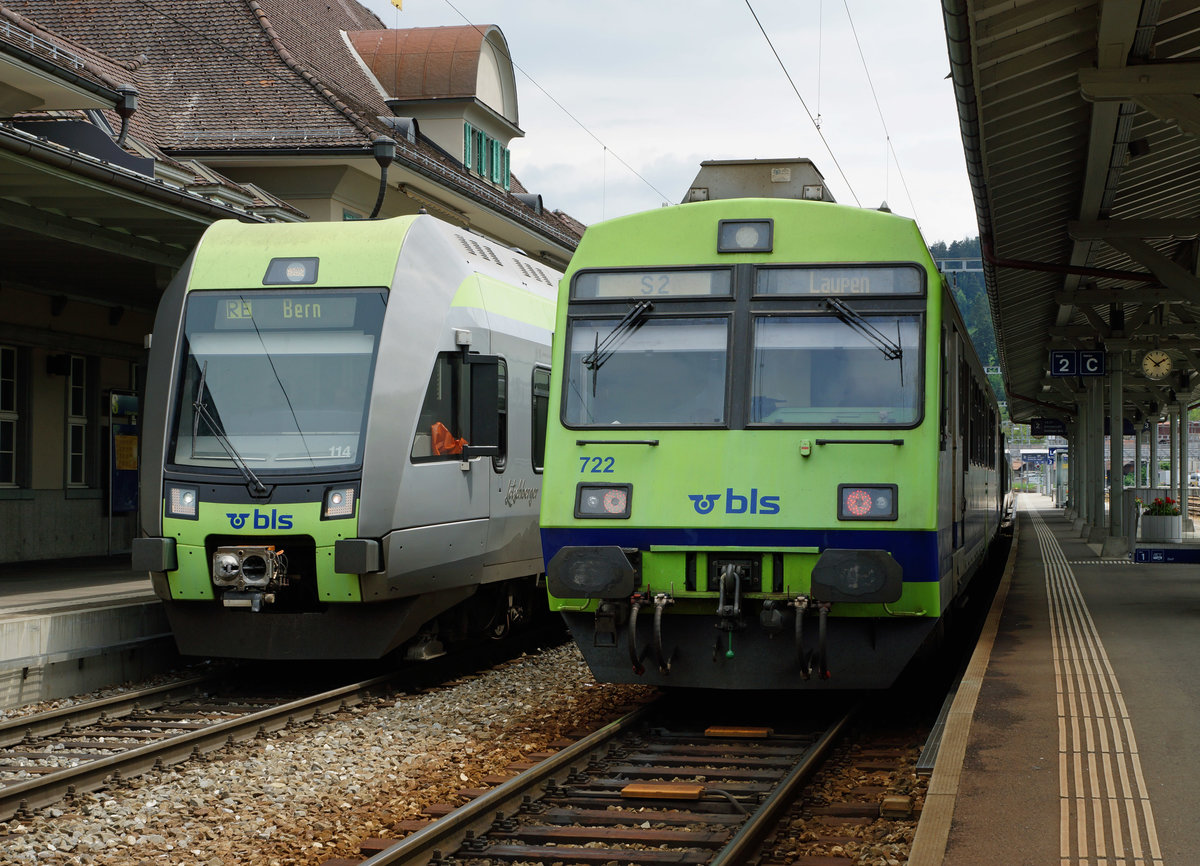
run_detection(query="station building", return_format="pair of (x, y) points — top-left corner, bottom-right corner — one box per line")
(0, 0), (581, 564)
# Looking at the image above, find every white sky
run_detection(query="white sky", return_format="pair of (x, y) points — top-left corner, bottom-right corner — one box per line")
(359, 0), (978, 246)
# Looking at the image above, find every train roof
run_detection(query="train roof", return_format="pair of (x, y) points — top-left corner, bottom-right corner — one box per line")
(184, 215), (561, 300)
(566, 198), (929, 273)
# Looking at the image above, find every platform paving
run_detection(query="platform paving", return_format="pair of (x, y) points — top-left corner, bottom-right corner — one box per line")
(927, 494), (1196, 865)
(0, 557), (175, 709)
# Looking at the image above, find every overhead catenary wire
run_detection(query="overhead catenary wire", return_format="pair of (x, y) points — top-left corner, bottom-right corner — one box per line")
(435, 0), (673, 205)
(841, 0), (923, 229)
(743, 0), (860, 206)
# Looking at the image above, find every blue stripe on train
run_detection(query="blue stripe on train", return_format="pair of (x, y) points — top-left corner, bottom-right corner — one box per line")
(541, 527), (942, 582)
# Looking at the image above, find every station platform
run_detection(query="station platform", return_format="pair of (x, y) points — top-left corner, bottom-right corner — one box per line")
(913, 493), (1195, 865)
(0, 557), (177, 709)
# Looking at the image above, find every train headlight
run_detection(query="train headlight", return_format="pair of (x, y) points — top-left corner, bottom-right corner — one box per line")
(322, 486), (356, 519)
(575, 483), (632, 519)
(717, 219), (773, 253)
(262, 257), (319, 285)
(837, 484), (897, 520)
(166, 486), (199, 520)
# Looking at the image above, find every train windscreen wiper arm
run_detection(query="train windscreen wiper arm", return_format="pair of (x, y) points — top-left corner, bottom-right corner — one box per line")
(583, 300), (654, 373)
(582, 300), (654, 397)
(823, 297), (903, 361)
(192, 361), (267, 494)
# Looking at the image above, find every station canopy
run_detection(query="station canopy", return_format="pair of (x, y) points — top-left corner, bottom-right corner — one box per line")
(944, 1), (1200, 425)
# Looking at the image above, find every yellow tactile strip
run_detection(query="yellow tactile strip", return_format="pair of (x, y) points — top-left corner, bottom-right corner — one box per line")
(1031, 506), (1163, 866)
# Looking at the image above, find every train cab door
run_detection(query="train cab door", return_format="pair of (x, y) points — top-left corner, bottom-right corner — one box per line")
(405, 349), (499, 565)
(483, 348), (547, 574)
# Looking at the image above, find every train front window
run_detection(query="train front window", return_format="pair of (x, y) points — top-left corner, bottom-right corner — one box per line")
(564, 317), (728, 427)
(170, 289), (387, 472)
(751, 315), (921, 427)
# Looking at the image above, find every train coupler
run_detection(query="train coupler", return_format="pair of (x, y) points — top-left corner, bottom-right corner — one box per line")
(714, 563), (744, 632)
(220, 590), (274, 611)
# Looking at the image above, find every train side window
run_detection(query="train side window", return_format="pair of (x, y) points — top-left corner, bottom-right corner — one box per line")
(492, 358), (508, 473)
(531, 366), (551, 472)
(411, 353), (468, 462)
(940, 327), (948, 450)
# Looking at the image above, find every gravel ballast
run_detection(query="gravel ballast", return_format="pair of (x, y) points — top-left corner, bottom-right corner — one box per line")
(0, 644), (654, 865)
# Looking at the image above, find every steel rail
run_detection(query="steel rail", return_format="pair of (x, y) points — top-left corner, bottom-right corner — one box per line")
(709, 705), (857, 865)
(359, 702), (855, 866)
(0, 674), (215, 747)
(359, 701), (658, 866)
(0, 671), (400, 822)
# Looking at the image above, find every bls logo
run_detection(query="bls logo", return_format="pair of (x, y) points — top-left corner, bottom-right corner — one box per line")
(227, 509), (294, 530)
(688, 488), (780, 516)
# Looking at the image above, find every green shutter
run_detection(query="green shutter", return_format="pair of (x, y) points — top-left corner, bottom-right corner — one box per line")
(475, 131), (486, 174)
(503, 148), (511, 190)
(490, 140), (503, 182)
(463, 122), (473, 168)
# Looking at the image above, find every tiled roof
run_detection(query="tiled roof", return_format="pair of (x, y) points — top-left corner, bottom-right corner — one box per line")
(0, 5), (127, 94)
(347, 25), (492, 102)
(2, 0), (582, 243)
(5, 0), (377, 149)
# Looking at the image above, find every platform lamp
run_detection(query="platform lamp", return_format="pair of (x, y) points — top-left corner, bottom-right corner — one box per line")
(368, 135), (396, 219)
(115, 84), (138, 148)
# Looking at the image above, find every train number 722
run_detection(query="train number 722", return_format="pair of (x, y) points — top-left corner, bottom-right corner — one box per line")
(580, 456), (615, 473)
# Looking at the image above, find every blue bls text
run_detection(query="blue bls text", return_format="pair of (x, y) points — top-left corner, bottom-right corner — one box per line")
(227, 509), (294, 530)
(688, 488), (780, 516)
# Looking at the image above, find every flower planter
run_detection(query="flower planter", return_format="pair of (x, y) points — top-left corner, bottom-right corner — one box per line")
(1140, 513), (1182, 543)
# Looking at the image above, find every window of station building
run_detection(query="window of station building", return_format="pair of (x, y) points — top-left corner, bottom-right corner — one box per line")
(462, 123), (512, 191)
(531, 365), (550, 471)
(67, 355), (89, 487)
(0, 346), (17, 486)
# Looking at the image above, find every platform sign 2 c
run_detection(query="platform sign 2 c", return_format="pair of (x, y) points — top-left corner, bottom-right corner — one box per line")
(1050, 349), (1105, 377)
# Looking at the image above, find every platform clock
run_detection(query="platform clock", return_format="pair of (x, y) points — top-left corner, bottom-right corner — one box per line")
(1141, 349), (1172, 380)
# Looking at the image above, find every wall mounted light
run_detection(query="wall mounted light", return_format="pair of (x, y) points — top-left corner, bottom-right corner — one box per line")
(115, 84), (138, 148)
(369, 135), (396, 219)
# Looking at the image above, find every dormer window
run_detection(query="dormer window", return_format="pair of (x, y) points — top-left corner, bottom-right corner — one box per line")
(349, 26), (520, 194)
(464, 122), (511, 190)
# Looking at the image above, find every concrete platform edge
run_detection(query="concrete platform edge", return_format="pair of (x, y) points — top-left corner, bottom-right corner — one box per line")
(907, 518), (1020, 865)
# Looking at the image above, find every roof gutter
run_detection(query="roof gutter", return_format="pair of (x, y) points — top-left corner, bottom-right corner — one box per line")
(0, 10), (126, 100)
(0, 123), (267, 223)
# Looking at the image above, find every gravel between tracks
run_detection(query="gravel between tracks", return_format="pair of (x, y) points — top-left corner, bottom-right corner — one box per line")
(0, 644), (654, 865)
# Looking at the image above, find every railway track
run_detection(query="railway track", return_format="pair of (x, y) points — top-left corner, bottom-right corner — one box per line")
(327, 698), (856, 866)
(0, 670), (405, 823)
(0, 622), (569, 826)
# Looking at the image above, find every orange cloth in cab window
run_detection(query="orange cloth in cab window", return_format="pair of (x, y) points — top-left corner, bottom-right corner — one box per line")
(431, 421), (468, 455)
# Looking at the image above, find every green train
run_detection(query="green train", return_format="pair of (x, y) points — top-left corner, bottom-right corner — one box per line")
(132, 215), (560, 660)
(540, 177), (1005, 689)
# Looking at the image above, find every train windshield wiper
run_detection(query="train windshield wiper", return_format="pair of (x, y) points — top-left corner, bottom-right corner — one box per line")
(192, 360), (267, 493)
(582, 300), (653, 396)
(583, 300), (654, 372)
(823, 297), (903, 361)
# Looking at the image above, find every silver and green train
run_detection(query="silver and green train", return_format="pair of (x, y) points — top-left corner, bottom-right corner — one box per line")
(132, 215), (560, 660)
(541, 190), (1004, 689)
